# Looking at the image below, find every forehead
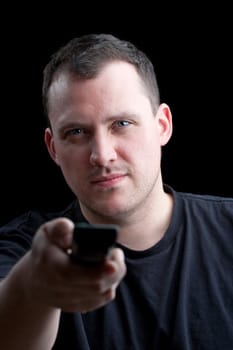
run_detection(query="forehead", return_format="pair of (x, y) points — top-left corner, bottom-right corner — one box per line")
(50, 61), (144, 97)
(47, 61), (152, 122)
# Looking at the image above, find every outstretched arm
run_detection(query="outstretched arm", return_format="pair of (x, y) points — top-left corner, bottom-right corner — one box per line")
(0, 218), (126, 350)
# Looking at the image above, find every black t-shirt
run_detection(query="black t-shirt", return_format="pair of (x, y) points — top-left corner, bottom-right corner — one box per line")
(0, 186), (233, 349)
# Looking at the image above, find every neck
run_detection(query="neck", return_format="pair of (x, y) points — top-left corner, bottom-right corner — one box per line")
(117, 190), (174, 250)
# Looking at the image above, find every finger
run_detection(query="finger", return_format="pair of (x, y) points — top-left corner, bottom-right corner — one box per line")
(42, 217), (74, 250)
(105, 247), (126, 274)
(92, 248), (127, 292)
(108, 247), (125, 263)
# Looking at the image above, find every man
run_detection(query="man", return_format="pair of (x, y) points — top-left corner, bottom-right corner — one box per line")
(0, 33), (232, 349)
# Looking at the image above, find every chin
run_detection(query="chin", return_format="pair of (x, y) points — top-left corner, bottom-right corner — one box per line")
(93, 200), (130, 219)
(80, 191), (132, 216)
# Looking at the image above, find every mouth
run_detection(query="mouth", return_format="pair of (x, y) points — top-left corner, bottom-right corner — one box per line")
(90, 174), (126, 188)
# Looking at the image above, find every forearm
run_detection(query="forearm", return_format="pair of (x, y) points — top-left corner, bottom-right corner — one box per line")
(0, 254), (60, 350)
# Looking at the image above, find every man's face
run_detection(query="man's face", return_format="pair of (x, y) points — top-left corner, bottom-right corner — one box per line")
(45, 61), (172, 221)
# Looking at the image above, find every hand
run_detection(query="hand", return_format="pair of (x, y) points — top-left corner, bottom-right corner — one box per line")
(24, 218), (126, 313)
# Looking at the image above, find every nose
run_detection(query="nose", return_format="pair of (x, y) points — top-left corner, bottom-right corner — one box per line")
(89, 132), (117, 167)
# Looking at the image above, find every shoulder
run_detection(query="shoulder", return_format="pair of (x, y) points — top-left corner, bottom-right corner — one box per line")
(177, 189), (233, 215)
(165, 184), (233, 209)
(165, 184), (233, 234)
(0, 200), (82, 236)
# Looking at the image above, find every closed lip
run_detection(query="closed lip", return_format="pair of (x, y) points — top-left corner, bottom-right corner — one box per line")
(90, 174), (126, 184)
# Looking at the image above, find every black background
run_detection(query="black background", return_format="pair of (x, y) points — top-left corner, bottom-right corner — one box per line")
(1, 4), (232, 225)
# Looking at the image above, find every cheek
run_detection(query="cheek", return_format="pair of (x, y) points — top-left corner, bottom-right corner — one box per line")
(139, 139), (161, 171)
(132, 130), (160, 155)
(122, 140), (160, 173)
(55, 146), (87, 172)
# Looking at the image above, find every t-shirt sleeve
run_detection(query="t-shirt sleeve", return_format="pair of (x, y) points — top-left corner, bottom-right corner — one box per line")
(0, 211), (45, 278)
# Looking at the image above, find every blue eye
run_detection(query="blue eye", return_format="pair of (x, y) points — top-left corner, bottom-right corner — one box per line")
(117, 120), (130, 127)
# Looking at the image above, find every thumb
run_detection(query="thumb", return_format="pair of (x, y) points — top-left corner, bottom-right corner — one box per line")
(43, 217), (74, 250)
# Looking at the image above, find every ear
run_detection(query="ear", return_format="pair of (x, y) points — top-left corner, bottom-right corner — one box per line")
(156, 103), (173, 146)
(44, 127), (60, 165)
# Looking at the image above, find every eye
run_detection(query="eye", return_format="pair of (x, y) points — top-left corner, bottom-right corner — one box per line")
(67, 128), (84, 136)
(115, 120), (131, 128)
